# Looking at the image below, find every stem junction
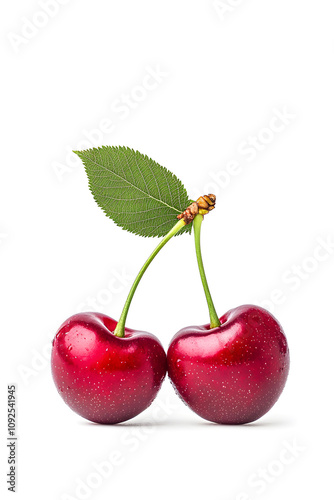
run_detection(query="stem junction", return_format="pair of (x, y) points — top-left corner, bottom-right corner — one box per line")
(114, 193), (220, 337)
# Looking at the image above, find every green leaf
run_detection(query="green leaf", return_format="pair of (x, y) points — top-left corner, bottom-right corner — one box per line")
(74, 146), (192, 238)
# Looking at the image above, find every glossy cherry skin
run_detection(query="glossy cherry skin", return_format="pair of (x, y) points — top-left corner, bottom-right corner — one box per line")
(51, 312), (167, 424)
(167, 305), (289, 424)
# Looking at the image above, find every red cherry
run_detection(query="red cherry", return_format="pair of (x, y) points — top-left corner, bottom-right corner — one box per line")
(51, 312), (167, 424)
(167, 305), (289, 424)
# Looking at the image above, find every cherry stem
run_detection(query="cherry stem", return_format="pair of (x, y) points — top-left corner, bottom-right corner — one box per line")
(114, 219), (186, 337)
(193, 214), (221, 328)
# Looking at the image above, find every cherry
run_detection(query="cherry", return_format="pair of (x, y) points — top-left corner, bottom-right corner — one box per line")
(51, 219), (186, 424)
(166, 211), (289, 424)
(167, 305), (289, 424)
(51, 312), (167, 424)
(51, 192), (290, 425)
(51, 196), (218, 425)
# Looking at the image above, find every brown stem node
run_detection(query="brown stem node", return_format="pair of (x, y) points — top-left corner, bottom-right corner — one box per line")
(177, 194), (216, 224)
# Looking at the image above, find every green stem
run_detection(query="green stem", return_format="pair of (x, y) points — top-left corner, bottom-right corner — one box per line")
(193, 214), (220, 328)
(114, 219), (186, 337)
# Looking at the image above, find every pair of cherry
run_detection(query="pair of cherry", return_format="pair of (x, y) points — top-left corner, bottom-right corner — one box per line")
(52, 194), (289, 425)
(51, 302), (289, 425)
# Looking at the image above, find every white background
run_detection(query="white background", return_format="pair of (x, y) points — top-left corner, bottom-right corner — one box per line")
(1, 1), (334, 499)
